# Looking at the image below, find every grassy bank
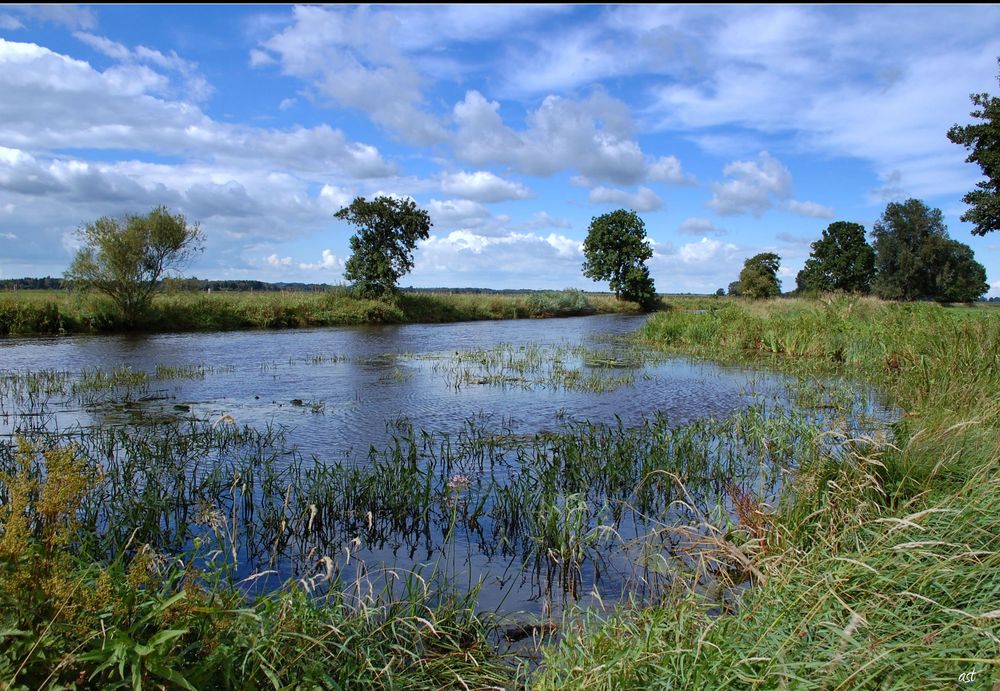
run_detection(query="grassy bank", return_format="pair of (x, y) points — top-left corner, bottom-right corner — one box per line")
(536, 296), (1000, 688)
(0, 287), (643, 336)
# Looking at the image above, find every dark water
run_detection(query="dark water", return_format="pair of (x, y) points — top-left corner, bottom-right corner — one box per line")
(1, 314), (783, 457)
(0, 314), (885, 617)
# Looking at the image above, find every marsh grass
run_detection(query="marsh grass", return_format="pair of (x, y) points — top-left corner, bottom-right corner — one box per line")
(429, 341), (659, 393)
(0, 287), (643, 336)
(535, 296), (1000, 688)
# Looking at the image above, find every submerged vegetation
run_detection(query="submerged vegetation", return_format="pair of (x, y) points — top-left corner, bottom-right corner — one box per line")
(0, 287), (639, 337)
(0, 295), (997, 687)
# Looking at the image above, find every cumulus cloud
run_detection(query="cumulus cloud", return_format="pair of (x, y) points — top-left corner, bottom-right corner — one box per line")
(427, 198), (491, 228)
(452, 90), (649, 185)
(440, 171), (532, 203)
(708, 151), (791, 216)
(647, 155), (695, 185)
(265, 253), (292, 267)
(0, 39), (394, 179)
(588, 185), (662, 212)
(786, 199), (834, 218)
(412, 229), (585, 288)
(678, 237), (739, 264)
(678, 217), (726, 236)
(299, 249), (345, 272)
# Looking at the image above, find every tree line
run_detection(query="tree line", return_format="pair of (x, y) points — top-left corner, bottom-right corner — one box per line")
(728, 198), (990, 302)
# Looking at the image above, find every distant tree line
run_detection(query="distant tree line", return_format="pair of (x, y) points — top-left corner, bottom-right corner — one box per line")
(1, 276), (334, 293)
(728, 198), (990, 303)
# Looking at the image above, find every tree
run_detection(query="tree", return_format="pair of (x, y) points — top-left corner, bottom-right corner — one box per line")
(872, 198), (988, 302)
(796, 221), (875, 294)
(64, 206), (202, 326)
(582, 209), (657, 308)
(335, 196), (432, 298)
(738, 252), (781, 299)
(947, 59), (1000, 236)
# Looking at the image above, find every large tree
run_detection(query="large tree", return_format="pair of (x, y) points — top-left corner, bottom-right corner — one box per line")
(872, 198), (988, 302)
(947, 60), (1000, 236)
(738, 252), (781, 299)
(335, 196), (432, 298)
(582, 209), (657, 308)
(65, 206), (203, 326)
(796, 221), (875, 294)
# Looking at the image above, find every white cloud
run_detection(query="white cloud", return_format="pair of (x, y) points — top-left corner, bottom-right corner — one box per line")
(299, 249), (344, 272)
(412, 229), (586, 288)
(427, 198), (491, 228)
(279, 97), (296, 110)
(452, 90), (648, 185)
(2, 232), (16, 240)
(588, 185), (662, 212)
(265, 253), (292, 267)
(0, 39), (394, 179)
(678, 217), (726, 236)
(73, 32), (213, 102)
(647, 155), (695, 185)
(709, 151), (791, 216)
(678, 237), (739, 264)
(786, 200), (834, 219)
(254, 5), (446, 145)
(440, 171), (532, 203)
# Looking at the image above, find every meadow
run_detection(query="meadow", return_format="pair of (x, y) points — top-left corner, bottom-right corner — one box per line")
(0, 287), (644, 336)
(0, 295), (997, 688)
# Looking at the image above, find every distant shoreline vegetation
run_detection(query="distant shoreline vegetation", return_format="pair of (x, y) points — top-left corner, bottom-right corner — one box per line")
(0, 284), (651, 337)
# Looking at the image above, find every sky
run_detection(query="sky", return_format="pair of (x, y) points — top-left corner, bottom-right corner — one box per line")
(1, 4), (999, 296)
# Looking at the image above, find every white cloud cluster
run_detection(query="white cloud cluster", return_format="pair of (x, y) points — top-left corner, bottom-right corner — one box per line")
(588, 186), (662, 212)
(0, 40), (394, 178)
(253, 5), (446, 145)
(452, 90), (651, 185)
(74, 31), (212, 101)
(785, 200), (834, 219)
(709, 151), (792, 216)
(439, 171), (532, 203)
(298, 249), (345, 272)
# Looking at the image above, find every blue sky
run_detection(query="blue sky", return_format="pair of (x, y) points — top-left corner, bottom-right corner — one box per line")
(1, 4), (999, 296)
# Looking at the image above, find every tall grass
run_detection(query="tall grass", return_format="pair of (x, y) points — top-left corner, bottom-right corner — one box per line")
(536, 296), (1000, 688)
(0, 288), (642, 336)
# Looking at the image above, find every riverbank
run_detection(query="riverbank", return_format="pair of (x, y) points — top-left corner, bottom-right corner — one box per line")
(536, 296), (1000, 688)
(0, 288), (647, 336)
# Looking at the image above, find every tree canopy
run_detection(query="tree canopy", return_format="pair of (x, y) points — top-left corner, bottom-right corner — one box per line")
(947, 59), (1000, 236)
(581, 209), (657, 308)
(335, 196), (432, 299)
(872, 198), (988, 302)
(738, 252), (781, 299)
(64, 206), (202, 326)
(796, 221), (875, 294)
